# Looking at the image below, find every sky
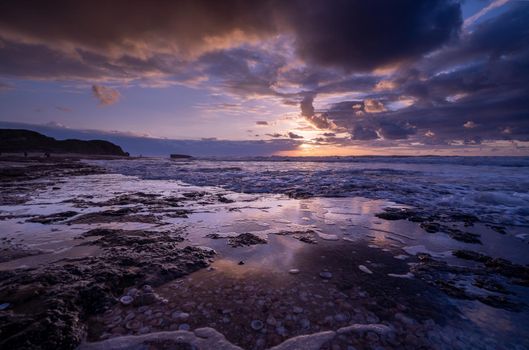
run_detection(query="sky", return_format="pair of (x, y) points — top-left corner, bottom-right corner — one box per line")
(0, 0), (528, 156)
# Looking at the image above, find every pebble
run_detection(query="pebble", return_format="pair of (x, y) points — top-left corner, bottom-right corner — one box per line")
(266, 315), (277, 326)
(171, 311), (190, 320)
(0, 303), (10, 311)
(334, 313), (348, 322)
(276, 326), (287, 336)
(319, 271), (333, 279)
(125, 319), (142, 330)
(299, 318), (311, 329)
(358, 265), (373, 274)
(251, 320), (264, 331)
(238, 261), (245, 265)
(289, 269), (300, 274)
(138, 326), (150, 334)
(124, 312), (136, 321)
(178, 323), (190, 331)
(119, 295), (134, 305)
(293, 306), (304, 314)
(127, 288), (139, 297)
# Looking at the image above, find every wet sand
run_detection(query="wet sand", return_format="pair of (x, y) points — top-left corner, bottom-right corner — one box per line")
(1, 157), (528, 350)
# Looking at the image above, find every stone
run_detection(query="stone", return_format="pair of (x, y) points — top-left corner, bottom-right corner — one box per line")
(319, 271), (333, 279)
(171, 311), (190, 320)
(268, 331), (335, 350)
(293, 306), (304, 314)
(337, 324), (392, 336)
(119, 295), (134, 305)
(251, 320), (264, 331)
(267, 315), (278, 326)
(178, 323), (191, 331)
(358, 265), (373, 274)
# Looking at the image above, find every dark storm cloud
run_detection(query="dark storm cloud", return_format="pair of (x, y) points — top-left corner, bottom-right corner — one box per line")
(285, 0), (462, 71)
(0, 0), (462, 80)
(315, 2), (529, 145)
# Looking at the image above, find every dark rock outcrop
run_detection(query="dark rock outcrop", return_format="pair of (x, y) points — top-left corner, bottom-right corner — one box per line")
(0, 129), (128, 156)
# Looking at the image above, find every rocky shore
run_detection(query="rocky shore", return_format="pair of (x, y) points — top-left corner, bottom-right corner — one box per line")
(1, 157), (528, 350)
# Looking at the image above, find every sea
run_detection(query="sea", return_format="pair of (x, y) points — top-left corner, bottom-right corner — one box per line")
(90, 156), (529, 227)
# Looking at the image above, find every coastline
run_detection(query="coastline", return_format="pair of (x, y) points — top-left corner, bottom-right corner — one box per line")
(0, 157), (528, 350)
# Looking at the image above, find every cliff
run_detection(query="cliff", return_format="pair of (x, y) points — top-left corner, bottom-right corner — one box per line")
(0, 129), (128, 156)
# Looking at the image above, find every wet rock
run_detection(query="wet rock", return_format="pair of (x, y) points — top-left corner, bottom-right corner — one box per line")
(286, 189), (313, 199)
(337, 323), (392, 336)
(487, 225), (507, 234)
(478, 295), (522, 311)
(420, 222), (440, 233)
(375, 208), (421, 221)
(0, 302), (10, 310)
(443, 228), (481, 244)
(227, 233), (267, 248)
(78, 327), (243, 350)
(452, 250), (488, 263)
(473, 277), (510, 294)
(269, 331), (335, 350)
(0, 228), (214, 350)
(288, 269), (300, 274)
(294, 235), (317, 244)
(69, 208), (159, 225)
(27, 211), (78, 224)
(0, 244), (43, 263)
(453, 249), (529, 285)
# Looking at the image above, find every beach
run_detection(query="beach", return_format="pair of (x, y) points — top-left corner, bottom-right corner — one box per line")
(1, 156), (528, 350)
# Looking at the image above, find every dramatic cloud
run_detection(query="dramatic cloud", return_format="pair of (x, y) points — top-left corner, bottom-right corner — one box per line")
(0, 0), (462, 81)
(287, 0), (462, 71)
(92, 85), (120, 106)
(299, 94), (335, 129)
(0, 0), (528, 154)
(288, 132), (303, 139)
(464, 0), (510, 28)
(364, 99), (386, 113)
